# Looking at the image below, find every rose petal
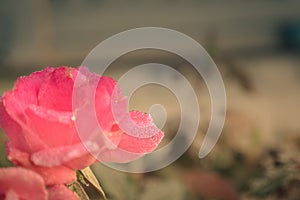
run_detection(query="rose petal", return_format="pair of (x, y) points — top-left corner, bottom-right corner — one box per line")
(48, 185), (78, 200)
(1, 98), (47, 153)
(118, 111), (164, 153)
(95, 76), (119, 131)
(98, 111), (163, 163)
(24, 105), (80, 148)
(0, 99), (30, 152)
(2, 67), (54, 116)
(0, 167), (48, 200)
(31, 143), (95, 170)
(38, 67), (77, 111)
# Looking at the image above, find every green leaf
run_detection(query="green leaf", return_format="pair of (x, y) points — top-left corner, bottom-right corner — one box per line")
(67, 181), (89, 200)
(78, 167), (107, 200)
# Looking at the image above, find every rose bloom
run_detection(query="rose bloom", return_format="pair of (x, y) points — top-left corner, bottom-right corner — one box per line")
(0, 167), (78, 200)
(0, 66), (163, 185)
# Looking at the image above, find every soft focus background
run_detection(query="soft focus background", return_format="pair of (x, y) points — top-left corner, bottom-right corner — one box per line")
(1, 1), (300, 199)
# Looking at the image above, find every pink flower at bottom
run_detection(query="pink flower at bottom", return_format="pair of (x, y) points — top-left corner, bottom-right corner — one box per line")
(0, 167), (78, 200)
(0, 167), (47, 200)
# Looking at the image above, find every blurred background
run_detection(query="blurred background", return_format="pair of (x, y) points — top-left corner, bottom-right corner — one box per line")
(1, 0), (300, 199)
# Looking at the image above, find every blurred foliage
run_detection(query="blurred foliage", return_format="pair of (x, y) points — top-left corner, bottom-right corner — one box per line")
(90, 128), (300, 200)
(0, 59), (300, 199)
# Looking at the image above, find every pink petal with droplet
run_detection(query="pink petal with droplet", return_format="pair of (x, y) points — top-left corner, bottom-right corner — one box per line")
(118, 111), (164, 153)
(38, 67), (77, 112)
(98, 111), (163, 163)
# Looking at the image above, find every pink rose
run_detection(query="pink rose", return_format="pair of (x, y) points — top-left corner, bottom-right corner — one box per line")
(0, 66), (163, 185)
(0, 167), (78, 200)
